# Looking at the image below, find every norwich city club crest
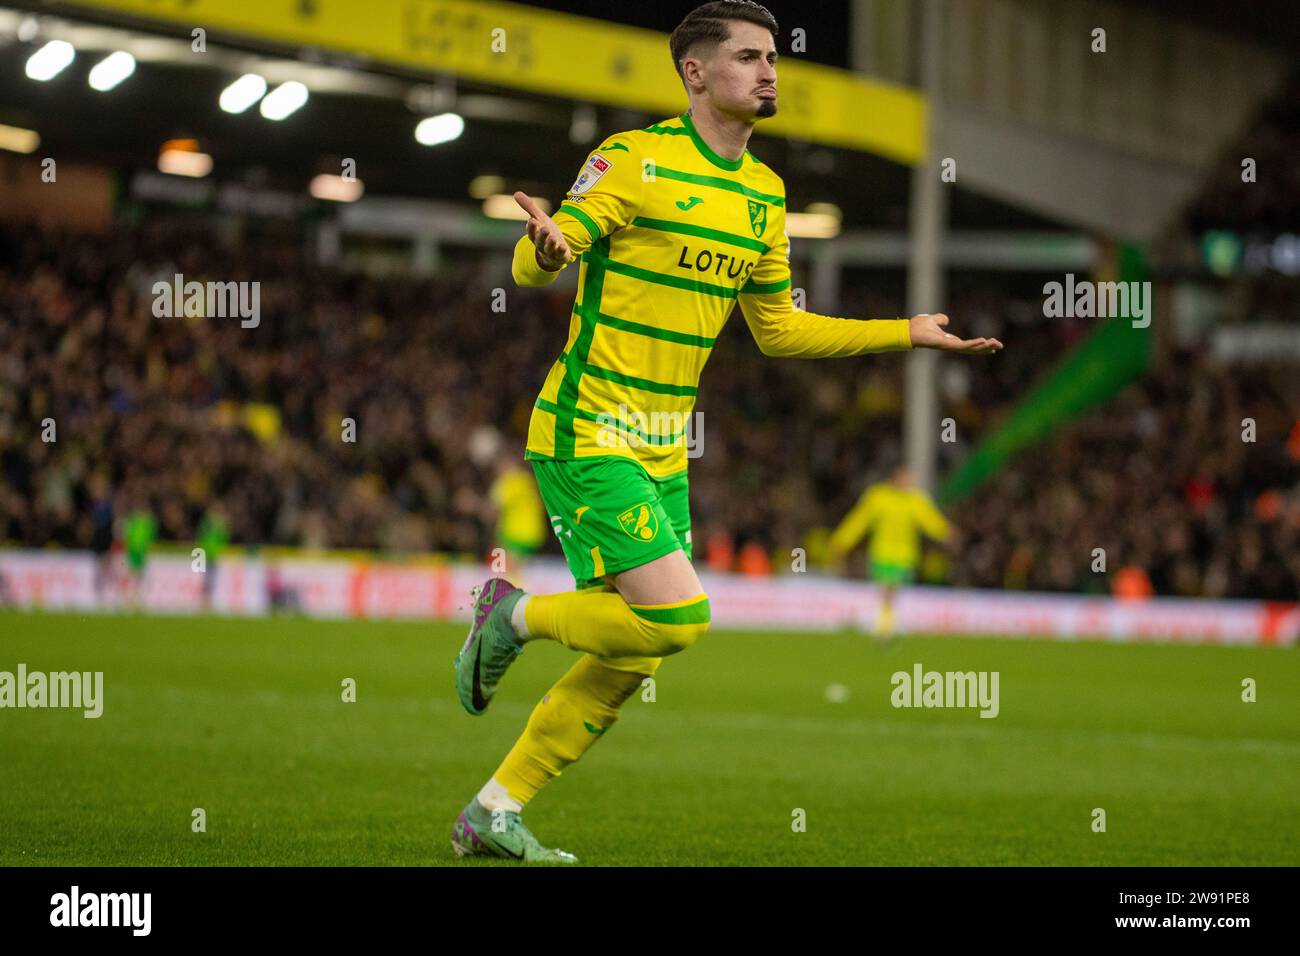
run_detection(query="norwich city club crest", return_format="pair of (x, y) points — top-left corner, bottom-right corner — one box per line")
(747, 199), (767, 238)
(617, 503), (659, 541)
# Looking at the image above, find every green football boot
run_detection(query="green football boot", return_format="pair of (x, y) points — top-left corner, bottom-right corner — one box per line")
(454, 577), (526, 716)
(450, 799), (578, 863)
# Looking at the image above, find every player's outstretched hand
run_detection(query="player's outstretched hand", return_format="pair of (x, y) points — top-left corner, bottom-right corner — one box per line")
(908, 313), (1003, 354)
(514, 191), (574, 271)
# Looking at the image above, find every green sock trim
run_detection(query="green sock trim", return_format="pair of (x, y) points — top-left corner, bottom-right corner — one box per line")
(629, 596), (711, 625)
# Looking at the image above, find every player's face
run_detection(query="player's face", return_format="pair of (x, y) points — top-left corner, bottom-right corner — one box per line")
(708, 21), (779, 120)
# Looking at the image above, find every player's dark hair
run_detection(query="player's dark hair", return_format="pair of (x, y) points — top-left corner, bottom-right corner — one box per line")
(669, 1), (779, 82)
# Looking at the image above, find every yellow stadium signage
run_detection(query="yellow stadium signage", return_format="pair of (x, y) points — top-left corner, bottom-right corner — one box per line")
(64, 0), (925, 163)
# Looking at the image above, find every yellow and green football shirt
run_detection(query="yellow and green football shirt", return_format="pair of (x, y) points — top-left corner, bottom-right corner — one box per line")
(513, 111), (913, 480)
(828, 482), (951, 568)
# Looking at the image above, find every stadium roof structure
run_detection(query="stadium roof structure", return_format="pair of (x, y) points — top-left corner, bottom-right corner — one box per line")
(0, 1), (1061, 232)
(5, 0), (1292, 244)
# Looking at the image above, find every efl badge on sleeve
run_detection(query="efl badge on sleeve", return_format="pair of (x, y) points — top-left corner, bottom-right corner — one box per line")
(569, 154), (612, 196)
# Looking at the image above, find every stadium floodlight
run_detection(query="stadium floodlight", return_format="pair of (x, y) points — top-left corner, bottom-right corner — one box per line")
(88, 51), (135, 92)
(158, 145), (213, 178)
(415, 113), (464, 147)
(0, 123), (40, 154)
(787, 204), (843, 239)
(309, 174), (364, 203)
(219, 74), (267, 114)
(468, 174), (505, 199)
(483, 193), (548, 220)
(785, 213), (841, 239)
(25, 40), (75, 82)
(806, 201), (843, 220)
(259, 81), (308, 121)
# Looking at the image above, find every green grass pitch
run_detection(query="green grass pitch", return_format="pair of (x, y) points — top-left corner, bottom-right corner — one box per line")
(2, 610), (1296, 866)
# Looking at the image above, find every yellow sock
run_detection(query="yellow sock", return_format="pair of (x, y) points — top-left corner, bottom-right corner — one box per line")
(493, 653), (659, 806)
(875, 601), (895, 636)
(523, 587), (710, 658)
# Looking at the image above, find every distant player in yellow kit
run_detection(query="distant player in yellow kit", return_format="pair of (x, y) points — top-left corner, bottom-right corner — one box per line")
(828, 466), (952, 642)
(449, 1), (1001, 863)
(488, 451), (546, 579)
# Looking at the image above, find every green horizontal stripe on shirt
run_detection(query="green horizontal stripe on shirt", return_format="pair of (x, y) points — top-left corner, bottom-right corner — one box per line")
(632, 216), (769, 253)
(558, 202), (600, 241)
(561, 309), (717, 349)
(630, 597), (711, 625)
(648, 165), (785, 207)
(586, 310), (716, 348)
(533, 398), (689, 445)
(739, 276), (792, 295)
(583, 362), (696, 398)
(604, 257), (737, 298)
(556, 351), (698, 397)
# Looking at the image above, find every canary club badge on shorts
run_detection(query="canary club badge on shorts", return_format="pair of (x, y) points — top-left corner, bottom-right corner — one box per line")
(569, 153), (612, 196)
(617, 502), (658, 542)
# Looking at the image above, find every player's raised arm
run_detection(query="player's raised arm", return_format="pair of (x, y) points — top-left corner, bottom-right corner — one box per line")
(739, 205), (1003, 357)
(907, 313), (1003, 354)
(510, 134), (647, 288)
(515, 191), (574, 272)
(827, 486), (877, 565)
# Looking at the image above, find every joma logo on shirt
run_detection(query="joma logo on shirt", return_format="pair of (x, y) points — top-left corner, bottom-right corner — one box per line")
(676, 245), (756, 281)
